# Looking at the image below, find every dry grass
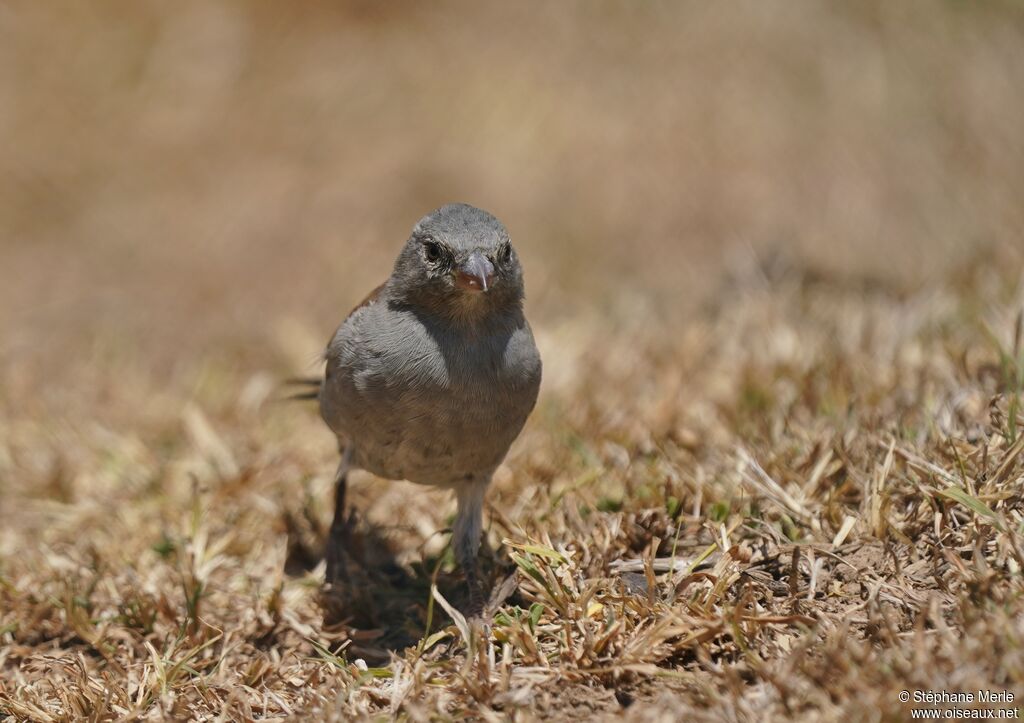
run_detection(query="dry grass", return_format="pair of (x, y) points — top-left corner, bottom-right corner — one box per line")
(3, 2), (1024, 721)
(4, 249), (1024, 720)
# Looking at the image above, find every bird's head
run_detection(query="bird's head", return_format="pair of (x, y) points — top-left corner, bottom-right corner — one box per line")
(391, 204), (525, 321)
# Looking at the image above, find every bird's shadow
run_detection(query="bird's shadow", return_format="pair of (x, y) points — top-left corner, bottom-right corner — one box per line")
(284, 513), (511, 664)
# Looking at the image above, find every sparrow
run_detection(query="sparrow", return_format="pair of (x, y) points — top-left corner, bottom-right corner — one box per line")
(299, 203), (542, 612)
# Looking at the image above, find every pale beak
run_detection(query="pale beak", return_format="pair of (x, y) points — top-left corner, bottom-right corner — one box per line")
(455, 252), (495, 292)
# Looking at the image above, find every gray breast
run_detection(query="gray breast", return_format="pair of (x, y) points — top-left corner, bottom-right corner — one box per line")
(320, 301), (541, 486)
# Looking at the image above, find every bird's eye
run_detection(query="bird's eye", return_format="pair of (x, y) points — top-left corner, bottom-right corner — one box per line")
(498, 243), (512, 263)
(424, 241), (443, 264)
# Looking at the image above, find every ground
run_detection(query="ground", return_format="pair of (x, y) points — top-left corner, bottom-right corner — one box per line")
(3, 248), (1024, 720)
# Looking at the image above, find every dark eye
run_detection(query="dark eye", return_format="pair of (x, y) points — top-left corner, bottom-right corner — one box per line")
(424, 241), (443, 264)
(498, 243), (512, 263)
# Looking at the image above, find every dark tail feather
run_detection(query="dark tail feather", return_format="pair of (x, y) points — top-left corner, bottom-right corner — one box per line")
(283, 376), (322, 387)
(279, 376), (322, 403)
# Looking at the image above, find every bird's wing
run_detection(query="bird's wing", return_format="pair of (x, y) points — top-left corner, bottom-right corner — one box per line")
(282, 281), (388, 400)
(323, 281), (388, 374)
(345, 281), (388, 324)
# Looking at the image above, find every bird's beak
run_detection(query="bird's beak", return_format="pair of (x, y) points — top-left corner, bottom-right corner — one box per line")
(455, 252), (495, 293)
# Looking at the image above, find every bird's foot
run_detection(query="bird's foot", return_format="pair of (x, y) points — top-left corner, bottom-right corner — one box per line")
(467, 585), (486, 620)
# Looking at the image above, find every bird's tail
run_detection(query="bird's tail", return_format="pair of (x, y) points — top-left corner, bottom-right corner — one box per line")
(281, 376), (322, 401)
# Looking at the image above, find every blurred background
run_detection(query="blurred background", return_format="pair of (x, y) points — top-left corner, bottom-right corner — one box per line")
(1, 0), (1023, 413)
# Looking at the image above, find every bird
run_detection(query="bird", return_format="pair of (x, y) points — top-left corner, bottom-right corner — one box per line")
(298, 203), (542, 613)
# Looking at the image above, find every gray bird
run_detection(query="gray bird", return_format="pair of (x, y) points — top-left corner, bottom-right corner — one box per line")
(307, 203), (542, 612)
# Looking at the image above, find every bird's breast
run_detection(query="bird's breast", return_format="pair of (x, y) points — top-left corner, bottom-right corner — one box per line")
(321, 305), (540, 486)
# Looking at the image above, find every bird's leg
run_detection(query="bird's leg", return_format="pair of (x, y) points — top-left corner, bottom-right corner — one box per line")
(325, 445), (353, 585)
(452, 479), (489, 616)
